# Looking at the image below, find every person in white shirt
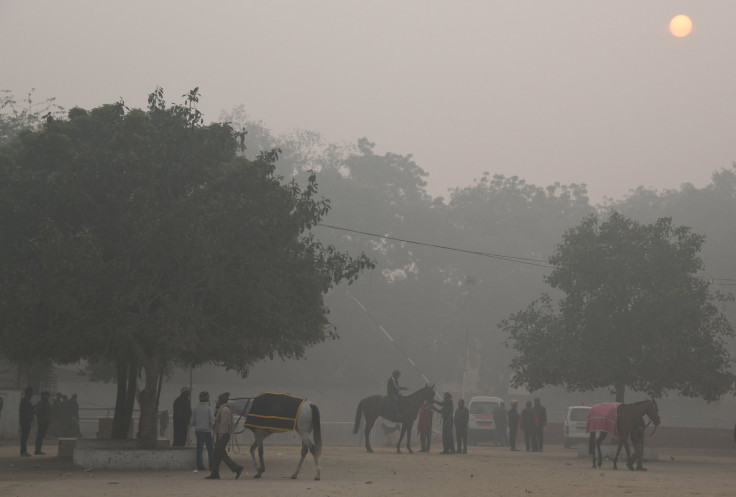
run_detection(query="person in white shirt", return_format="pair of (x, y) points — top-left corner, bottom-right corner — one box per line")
(190, 391), (215, 471)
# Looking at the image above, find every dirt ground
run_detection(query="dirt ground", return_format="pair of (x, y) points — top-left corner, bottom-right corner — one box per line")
(0, 440), (734, 497)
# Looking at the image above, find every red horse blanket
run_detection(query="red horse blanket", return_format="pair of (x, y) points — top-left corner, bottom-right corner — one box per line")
(586, 402), (621, 437)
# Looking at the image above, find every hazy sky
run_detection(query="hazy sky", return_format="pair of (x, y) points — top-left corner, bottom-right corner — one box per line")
(2, 0), (735, 202)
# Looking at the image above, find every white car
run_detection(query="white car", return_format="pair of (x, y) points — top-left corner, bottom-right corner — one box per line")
(467, 396), (504, 444)
(563, 405), (591, 448)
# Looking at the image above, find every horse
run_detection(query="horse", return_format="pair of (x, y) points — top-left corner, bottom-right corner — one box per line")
(229, 393), (322, 480)
(588, 399), (660, 470)
(353, 384), (435, 453)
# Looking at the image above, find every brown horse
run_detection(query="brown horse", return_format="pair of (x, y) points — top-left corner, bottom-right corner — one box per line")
(588, 399), (660, 470)
(353, 385), (435, 453)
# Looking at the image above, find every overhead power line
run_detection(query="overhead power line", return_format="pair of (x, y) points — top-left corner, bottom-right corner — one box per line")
(317, 223), (552, 269)
(316, 223), (736, 287)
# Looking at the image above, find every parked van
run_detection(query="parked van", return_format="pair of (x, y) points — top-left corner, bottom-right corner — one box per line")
(563, 405), (591, 448)
(467, 396), (504, 444)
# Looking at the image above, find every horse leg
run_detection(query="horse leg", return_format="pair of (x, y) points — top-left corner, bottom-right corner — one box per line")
(589, 432), (596, 468)
(596, 432), (606, 468)
(292, 442), (308, 480)
(613, 442), (623, 469)
(364, 416), (376, 453)
(405, 422), (414, 454)
(307, 438), (321, 481)
(396, 423), (404, 453)
(249, 439), (259, 469)
(623, 440), (634, 471)
(253, 433), (266, 478)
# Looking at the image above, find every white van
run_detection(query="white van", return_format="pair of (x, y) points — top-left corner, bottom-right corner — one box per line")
(467, 396), (504, 444)
(563, 405), (591, 448)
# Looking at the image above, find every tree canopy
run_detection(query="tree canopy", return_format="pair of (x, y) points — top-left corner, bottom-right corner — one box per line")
(0, 89), (373, 447)
(501, 211), (735, 402)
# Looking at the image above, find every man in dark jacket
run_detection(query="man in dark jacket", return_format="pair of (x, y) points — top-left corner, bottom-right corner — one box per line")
(520, 400), (539, 452)
(34, 391), (51, 455)
(507, 399), (520, 451)
(387, 370), (406, 419)
(454, 399), (469, 454)
(433, 392), (455, 454)
(533, 397), (548, 451)
(19, 386), (34, 457)
(173, 387), (192, 446)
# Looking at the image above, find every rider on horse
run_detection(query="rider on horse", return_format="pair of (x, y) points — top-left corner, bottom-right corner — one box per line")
(387, 370), (407, 418)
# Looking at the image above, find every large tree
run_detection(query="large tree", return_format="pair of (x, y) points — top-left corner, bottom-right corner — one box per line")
(501, 211), (735, 402)
(0, 89), (373, 447)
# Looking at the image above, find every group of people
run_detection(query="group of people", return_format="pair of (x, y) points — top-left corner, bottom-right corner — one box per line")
(17, 387), (81, 457)
(391, 370), (470, 454)
(505, 398), (548, 452)
(173, 388), (244, 480)
(389, 370), (549, 455)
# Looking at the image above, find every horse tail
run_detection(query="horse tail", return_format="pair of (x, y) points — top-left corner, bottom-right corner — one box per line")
(310, 403), (322, 458)
(588, 432), (595, 455)
(353, 399), (364, 434)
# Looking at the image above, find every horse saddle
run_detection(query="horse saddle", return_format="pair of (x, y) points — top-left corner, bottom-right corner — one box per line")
(380, 395), (404, 422)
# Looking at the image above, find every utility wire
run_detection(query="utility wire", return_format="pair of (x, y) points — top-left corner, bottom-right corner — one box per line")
(317, 223), (736, 287)
(317, 223), (552, 268)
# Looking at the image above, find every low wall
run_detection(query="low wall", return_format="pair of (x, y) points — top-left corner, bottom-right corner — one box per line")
(73, 439), (193, 470)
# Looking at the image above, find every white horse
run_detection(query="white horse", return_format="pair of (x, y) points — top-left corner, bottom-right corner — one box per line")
(229, 395), (322, 480)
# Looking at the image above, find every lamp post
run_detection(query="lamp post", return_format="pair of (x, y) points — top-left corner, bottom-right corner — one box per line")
(462, 275), (476, 400)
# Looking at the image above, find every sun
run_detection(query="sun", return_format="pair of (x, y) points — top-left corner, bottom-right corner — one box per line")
(669, 14), (693, 38)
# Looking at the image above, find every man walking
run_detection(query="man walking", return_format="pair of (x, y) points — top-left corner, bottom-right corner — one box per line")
(206, 392), (243, 480)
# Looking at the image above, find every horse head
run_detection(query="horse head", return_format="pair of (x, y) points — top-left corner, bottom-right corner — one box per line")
(416, 384), (435, 404)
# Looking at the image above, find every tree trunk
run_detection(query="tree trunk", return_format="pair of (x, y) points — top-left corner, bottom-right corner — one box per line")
(614, 380), (626, 403)
(111, 358), (138, 439)
(137, 360), (161, 449)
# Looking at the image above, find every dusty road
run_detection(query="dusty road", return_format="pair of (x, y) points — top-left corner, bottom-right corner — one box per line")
(1, 441), (734, 497)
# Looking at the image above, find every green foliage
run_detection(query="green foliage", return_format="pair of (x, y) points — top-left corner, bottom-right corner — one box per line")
(502, 211), (735, 402)
(0, 89), (65, 145)
(0, 89), (373, 446)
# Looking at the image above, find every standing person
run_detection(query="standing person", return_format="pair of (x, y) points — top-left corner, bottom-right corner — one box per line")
(417, 400), (432, 452)
(172, 387), (192, 446)
(18, 386), (34, 457)
(49, 393), (62, 437)
(34, 391), (51, 455)
(507, 399), (520, 451)
(533, 398), (547, 451)
(206, 392), (243, 480)
(387, 370), (407, 419)
(454, 399), (469, 454)
(493, 401), (508, 447)
(433, 392), (455, 454)
(190, 391), (215, 471)
(520, 400), (539, 452)
(67, 393), (80, 437)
